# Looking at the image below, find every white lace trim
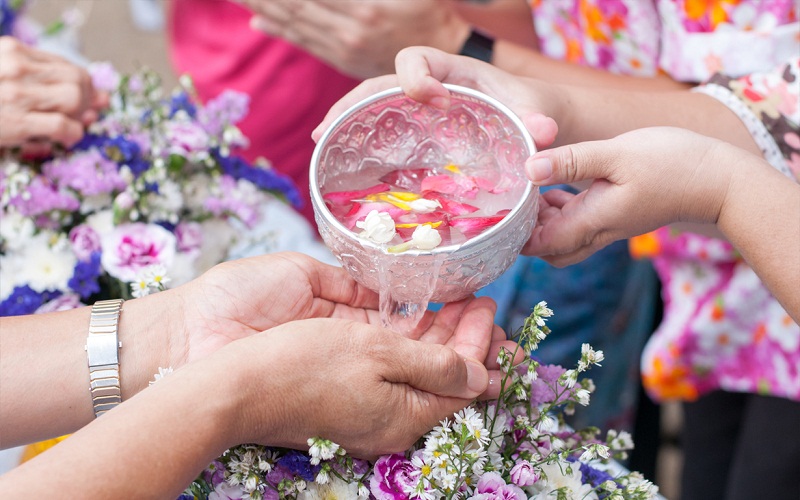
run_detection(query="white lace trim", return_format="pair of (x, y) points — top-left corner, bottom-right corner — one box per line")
(691, 84), (792, 179)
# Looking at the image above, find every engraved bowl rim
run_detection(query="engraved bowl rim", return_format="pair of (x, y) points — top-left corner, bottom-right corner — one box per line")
(310, 84), (536, 256)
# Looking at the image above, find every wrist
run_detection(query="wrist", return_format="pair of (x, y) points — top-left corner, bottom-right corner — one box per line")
(118, 291), (179, 400)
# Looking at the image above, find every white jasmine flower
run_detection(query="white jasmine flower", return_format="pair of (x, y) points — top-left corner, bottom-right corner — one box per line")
(407, 198), (441, 213)
(315, 468), (330, 485)
(409, 224), (442, 250)
(356, 210), (396, 244)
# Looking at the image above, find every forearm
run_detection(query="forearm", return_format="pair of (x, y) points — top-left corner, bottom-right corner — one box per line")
(492, 39), (689, 91)
(0, 359), (237, 498)
(552, 85), (761, 156)
(0, 293), (176, 448)
(717, 148), (800, 322)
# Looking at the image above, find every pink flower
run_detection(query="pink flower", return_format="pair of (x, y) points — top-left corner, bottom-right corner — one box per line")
(471, 472), (526, 500)
(164, 121), (209, 157)
(175, 221), (203, 252)
(100, 223), (176, 282)
(369, 454), (416, 500)
(69, 224), (102, 261)
(88, 62), (120, 92)
(509, 460), (540, 487)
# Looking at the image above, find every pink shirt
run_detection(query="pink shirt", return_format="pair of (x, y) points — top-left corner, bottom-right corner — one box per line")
(168, 0), (360, 224)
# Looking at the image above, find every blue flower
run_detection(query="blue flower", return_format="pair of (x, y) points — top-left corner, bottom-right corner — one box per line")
(169, 92), (197, 119)
(0, 0), (18, 37)
(72, 133), (108, 152)
(216, 153), (304, 209)
(0, 286), (61, 317)
(568, 456), (620, 497)
(68, 253), (102, 299)
(276, 450), (319, 482)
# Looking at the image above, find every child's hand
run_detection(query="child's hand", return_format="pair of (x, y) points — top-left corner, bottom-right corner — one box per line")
(521, 127), (733, 266)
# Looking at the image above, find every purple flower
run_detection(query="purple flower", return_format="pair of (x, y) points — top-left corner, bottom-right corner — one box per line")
(88, 62), (120, 93)
(100, 223), (176, 282)
(369, 454), (416, 500)
(175, 221), (203, 252)
(471, 472), (526, 500)
(509, 460), (540, 487)
(203, 175), (259, 228)
(528, 364), (569, 406)
(11, 177), (79, 219)
(69, 224), (102, 261)
(68, 253), (102, 299)
(43, 150), (126, 197)
(275, 450), (319, 482)
(217, 154), (303, 209)
(199, 90), (250, 136)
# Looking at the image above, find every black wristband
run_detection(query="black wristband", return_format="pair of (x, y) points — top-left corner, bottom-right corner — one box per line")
(458, 29), (495, 63)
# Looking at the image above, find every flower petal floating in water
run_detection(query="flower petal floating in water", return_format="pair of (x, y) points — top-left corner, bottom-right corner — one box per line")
(422, 193), (478, 216)
(322, 183), (391, 206)
(449, 211), (509, 239)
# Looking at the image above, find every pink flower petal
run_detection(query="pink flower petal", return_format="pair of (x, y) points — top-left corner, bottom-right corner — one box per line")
(421, 175), (460, 195)
(423, 193), (478, 216)
(322, 183), (391, 206)
(449, 213), (507, 239)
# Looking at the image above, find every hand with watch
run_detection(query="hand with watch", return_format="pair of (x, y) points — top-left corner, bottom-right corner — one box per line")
(0, 252), (522, 497)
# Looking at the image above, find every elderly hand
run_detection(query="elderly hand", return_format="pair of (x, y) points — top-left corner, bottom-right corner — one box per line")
(224, 317), (494, 456)
(161, 252), (516, 397)
(244, 0), (471, 79)
(0, 37), (108, 151)
(312, 46), (560, 149)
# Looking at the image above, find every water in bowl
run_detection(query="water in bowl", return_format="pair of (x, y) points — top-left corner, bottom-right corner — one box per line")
(322, 162), (523, 333)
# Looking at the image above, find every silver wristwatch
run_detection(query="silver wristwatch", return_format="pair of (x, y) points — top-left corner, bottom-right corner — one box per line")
(85, 299), (124, 417)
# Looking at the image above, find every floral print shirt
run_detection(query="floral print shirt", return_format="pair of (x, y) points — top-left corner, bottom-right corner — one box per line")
(530, 0), (798, 79)
(529, 0), (800, 401)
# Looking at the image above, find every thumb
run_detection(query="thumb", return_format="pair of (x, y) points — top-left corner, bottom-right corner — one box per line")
(525, 140), (613, 186)
(387, 338), (488, 400)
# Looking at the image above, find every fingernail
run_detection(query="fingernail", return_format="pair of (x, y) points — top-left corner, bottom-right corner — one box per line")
(527, 156), (552, 183)
(465, 358), (489, 395)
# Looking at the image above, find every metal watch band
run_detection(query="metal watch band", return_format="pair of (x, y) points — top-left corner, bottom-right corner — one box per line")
(85, 299), (124, 417)
(458, 29), (495, 63)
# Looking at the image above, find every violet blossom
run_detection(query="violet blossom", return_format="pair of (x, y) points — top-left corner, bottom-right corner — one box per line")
(69, 224), (102, 261)
(470, 472), (526, 500)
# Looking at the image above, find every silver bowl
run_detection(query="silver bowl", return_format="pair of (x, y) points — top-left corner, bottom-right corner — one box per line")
(310, 84), (537, 308)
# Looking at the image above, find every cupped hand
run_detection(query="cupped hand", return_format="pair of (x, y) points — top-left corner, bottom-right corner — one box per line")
(244, 0), (470, 80)
(229, 317), (492, 457)
(0, 37), (108, 151)
(312, 46), (560, 149)
(170, 252), (518, 398)
(522, 127), (732, 266)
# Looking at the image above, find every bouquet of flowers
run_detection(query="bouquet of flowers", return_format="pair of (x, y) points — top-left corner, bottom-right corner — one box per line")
(0, 64), (302, 316)
(182, 303), (660, 500)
